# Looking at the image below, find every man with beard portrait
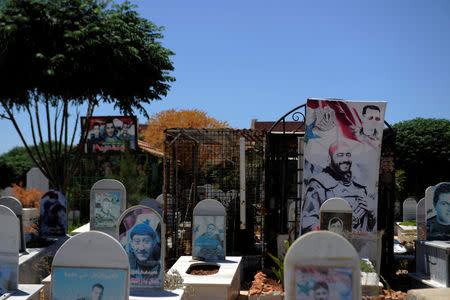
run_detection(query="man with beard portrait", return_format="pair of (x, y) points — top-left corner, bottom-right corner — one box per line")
(301, 141), (375, 233)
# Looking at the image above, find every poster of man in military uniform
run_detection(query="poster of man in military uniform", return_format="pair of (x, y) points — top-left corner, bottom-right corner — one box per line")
(301, 99), (386, 234)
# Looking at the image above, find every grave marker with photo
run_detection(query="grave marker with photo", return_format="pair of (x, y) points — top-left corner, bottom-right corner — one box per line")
(192, 199), (226, 261)
(425, 182), (450, 241)
(402, 198), (417, 222)
(284, 231), (361, 300)
(51, 231), (129, 300)
(0, 196), (26, 252)
(26, 167), (49, 193)
(117, 205), (165, 291)
(40, 190), (67, 236)
(90, 179), (126, 236)
(319, 197), (352, 235)
(0, 205), (19, 294)
(416, 198), (426, 240)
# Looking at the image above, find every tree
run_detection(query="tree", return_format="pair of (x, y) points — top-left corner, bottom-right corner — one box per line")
(142, 109), (230, 150)
(394, 118), (450, 198)
(0, 0), (175, 193)
(0, 145), (39, 188)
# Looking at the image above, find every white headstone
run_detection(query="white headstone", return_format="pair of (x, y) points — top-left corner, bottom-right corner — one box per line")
(26, 167), (49, 193)
(117, 205), (165, 291)
(140, 198), (163, 217)
(90, 179), (127, 236)
(402, 198), (417, 222)
(0, 197), (26, 252)
(416, 198), (426, 240)
(156, 193), (173, 226)
(39, 190), (67, 236)
(425, 182), (450, 241)
(3, 186), (14, 197)
(0, 205), (19, 293)
(51, 231), (129, 299)
(319, 197), (353, 234)
(284, 231), (361, 300)
(192, 199), (226, 261)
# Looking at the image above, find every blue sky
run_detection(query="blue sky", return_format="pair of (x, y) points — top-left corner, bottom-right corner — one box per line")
(1, 0), (449, 154)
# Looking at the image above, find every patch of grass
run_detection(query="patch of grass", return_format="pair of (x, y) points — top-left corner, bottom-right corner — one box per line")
(399, 220), (416, 226)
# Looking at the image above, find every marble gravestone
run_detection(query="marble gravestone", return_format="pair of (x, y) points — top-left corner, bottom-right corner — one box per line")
(284, 231), (362, 300)
(90, 179), (126, 236)
(140, 198), (163, 217)
(51, 231), (129, 300)
(416, 198), (426, 240)
(156, 193), (173, 226)
(40, 191), (67, 236)
(319, 197), (352, 235)
(425, 182), (450, 241)
(3, 186), (14, 197)
(0, 197), (26, 252)
(117, 205), (165, 291)
(192, 199), (226, 261)
(26, 167), (49, 193)
(403, 198), (417, 222)
(0, 205), (19, 294)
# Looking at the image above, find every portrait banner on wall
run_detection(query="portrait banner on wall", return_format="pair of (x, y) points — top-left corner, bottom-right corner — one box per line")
(93, 191), (121, 228)
(426, 182), (450, 241)
(320, 212), (352, 235)
(81, 116), (137, 153)
(301, 99), (387, 234)
(193, 215), (225, 261)
(118, 207), (163, 289)
(294, 265), (353, 300)
(52, 267), (127, 300)
(40, 190), (67, 236)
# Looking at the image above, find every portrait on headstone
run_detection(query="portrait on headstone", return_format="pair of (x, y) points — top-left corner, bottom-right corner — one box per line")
(40, 190), (67, 236)
(52, 267), (127, 300)
(320, 212), (352, 235)
(193, 215), (225, 261)
(301, 99), (386, 234)
(294, 266), (352, 300)
(93, 191), (121, 228)
(82, 116), (137, 153)
(118, 207), (162, 288)
(426, 182), (450, 240)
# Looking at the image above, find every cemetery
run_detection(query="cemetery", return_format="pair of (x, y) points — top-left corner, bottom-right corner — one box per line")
(0, 98), (448, 300)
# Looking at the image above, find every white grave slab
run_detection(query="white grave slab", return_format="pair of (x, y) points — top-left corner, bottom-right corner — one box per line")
(0, 205), (19, 293)
(416, 198), (426, 240)
(192, 199), (226, 261)
(51, 231), (130, 300)
(117, 205), (165, 291)
(403, 198), (417, 222)
(425, 182), (450, 241)
(319, 197), (352, 234)
(0, 197), (26, 252)
(90, 179), (126, 236)
(39, 191), (67, 236)
(284, 231), (362, 300)
(25, 168), (48, 193)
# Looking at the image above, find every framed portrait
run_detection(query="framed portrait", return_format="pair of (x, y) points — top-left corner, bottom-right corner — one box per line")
(52, 267), (127, 300)
(81, 116), (138, 153)
(320, 212), (352, 235)
(39, 191), (67, 236)
(192, 215), (225, 261)
(93, 191), (122, 228)
(117, 206), (164, 289)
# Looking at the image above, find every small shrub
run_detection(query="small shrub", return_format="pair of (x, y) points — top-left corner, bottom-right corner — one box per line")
(12, 182), (43, 210)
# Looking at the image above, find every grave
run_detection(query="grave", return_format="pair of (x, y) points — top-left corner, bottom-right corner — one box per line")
(51, 231), (130, 300)
(403, 197), (417, 222)
(90, 179), (127, 236)
(3, 186), (14, 197)
(156, 193), (173, 226)
(0, 197), (26, 252)
(319, 197), (352, 235)
(416, 198), (426, 240)
(39, 191), (67, 236)
(26, 168), (48, 193)
(140, 198), (163, 217)
(0, 205), (43, 300)
(168, 199), (241, 300)
(425, 182), (450, 241)
(117, 205), (165, 291)
(284, 231), (362, 300)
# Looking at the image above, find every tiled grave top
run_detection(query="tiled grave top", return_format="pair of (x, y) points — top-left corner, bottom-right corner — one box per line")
(320, 197), (352, 213)
(193, 199), (226, 216)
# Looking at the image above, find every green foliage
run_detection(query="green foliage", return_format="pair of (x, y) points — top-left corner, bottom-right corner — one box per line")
(267, 240), (290, 285)
(394, 118), (450, 198)
(399, 219), (416, 226)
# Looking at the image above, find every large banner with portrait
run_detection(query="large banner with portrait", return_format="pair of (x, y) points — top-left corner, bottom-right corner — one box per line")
(301, 99), (386, 234)
(82, 116), (137, 153)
